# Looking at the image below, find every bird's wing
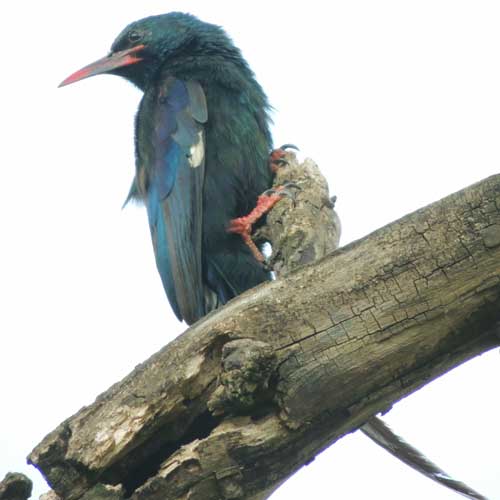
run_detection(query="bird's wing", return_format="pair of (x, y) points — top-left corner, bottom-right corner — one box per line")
(146, 78), (208, 324)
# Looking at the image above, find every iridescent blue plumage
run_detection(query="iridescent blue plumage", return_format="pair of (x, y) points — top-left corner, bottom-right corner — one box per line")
(60, 12), (273, 324)
(136, 77), (207, 323)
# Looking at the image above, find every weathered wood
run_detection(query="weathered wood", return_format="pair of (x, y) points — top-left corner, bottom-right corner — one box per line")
(0, 472), (33, 500)
(29, 169), (500, 500)
(255, 154), (341, 275)
(265, 155), (489, 500)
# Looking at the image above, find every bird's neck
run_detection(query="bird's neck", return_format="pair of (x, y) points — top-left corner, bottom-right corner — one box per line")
(155, 54), (254, 94)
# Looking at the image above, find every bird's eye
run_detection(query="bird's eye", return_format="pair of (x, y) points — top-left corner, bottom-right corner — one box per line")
(128, 31), (142, 43)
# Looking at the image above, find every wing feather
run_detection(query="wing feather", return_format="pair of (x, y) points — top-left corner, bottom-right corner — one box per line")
(144, 79), (207, 324)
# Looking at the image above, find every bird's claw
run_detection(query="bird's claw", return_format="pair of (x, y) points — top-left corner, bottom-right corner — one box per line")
(278, 143), (299, 151)
(273, 158), (289, 167)
(269, 144), (299, 172)
(278, 181), (301, 191)
(263, 182), (301, 205)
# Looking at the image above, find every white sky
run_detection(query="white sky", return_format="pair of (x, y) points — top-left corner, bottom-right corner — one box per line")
(1, 1), (499, 499)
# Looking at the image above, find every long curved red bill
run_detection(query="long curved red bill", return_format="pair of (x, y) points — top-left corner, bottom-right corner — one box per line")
(59, 44), (145, 87)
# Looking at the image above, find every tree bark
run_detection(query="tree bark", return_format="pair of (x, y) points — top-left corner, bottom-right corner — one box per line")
(28, 167), (500, 500)
(0, 472), (33, 500)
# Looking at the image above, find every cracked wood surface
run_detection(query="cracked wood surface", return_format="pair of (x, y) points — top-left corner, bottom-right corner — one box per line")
(29, 170), (500, 500)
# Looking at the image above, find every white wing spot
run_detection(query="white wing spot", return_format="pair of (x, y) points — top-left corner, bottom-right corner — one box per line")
(188, 130), (204, 168)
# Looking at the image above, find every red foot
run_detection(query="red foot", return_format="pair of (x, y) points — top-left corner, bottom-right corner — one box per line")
(269, 144), (298, 173)
(227, 192), (284, 262)
(269, 149), (289, 174)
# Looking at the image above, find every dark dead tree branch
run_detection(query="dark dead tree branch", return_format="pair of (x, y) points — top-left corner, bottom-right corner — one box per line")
(29, 161), (500, 500)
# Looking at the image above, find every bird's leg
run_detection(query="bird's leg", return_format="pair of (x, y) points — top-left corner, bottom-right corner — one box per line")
(230, 143), (300, 262)
(269, 144), (299, 173)
(227, 183), (300, 262)
(227, 193), (282, 262)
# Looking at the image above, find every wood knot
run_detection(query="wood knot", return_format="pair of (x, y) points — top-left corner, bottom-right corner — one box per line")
(208, 339), (277, 417)
(481, 224), (500, 248)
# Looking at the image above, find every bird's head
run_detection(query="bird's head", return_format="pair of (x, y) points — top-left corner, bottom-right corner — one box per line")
(59, 12), (228, 89)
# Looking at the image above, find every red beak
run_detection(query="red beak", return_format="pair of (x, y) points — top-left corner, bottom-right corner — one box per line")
(59, 44), (145, 87)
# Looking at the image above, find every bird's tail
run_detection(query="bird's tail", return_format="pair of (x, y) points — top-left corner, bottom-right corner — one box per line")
(361, 416), (489, 500)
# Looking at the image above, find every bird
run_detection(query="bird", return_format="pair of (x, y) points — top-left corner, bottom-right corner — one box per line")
(60, 12), (276, 325)
(59, 13), (490, 499)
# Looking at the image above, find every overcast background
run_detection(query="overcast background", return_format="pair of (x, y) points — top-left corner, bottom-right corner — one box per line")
(1, 1), (499, 499)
